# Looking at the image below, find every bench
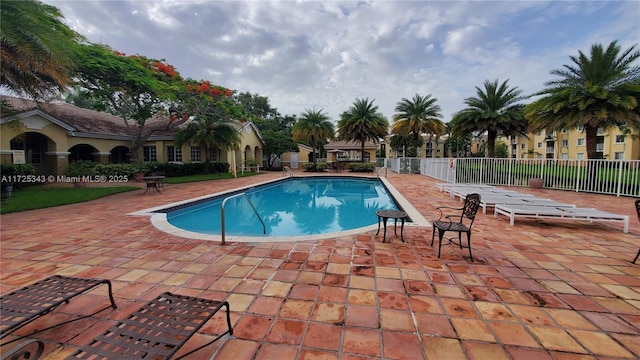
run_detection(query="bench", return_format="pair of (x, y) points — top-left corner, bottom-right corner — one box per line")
(66, 292), (233, 360)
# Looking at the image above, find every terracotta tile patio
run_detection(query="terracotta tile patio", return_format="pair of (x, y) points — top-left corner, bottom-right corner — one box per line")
(1, 171), (639, 359)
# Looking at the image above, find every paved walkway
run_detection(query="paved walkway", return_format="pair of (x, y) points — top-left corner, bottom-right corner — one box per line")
(1, 171), (639, 359)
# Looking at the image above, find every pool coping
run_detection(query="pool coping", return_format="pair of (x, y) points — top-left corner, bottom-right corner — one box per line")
(129, 175), (431, 243)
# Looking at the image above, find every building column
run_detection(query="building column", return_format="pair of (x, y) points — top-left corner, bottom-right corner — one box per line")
(45, 151), (71, 175)
(93, 152), (111, 163)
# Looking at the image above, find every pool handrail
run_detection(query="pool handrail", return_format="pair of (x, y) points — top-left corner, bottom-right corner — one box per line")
(283, 166), (293, 178)
(377, 166), (387, 178)
(220, 193), (266, 244)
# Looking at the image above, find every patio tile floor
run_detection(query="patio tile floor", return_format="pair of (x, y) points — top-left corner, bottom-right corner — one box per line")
(1, 171), (639, 359)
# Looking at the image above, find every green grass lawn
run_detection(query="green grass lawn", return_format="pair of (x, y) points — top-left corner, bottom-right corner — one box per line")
(0, 186), (139, 214)
(0, 172), (261, 214)
(163, 171), (258, 184)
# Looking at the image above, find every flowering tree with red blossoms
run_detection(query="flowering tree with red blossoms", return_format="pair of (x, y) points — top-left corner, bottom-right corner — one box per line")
(72, 43), (240, 161)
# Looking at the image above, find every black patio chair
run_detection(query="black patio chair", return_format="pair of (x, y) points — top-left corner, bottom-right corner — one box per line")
(431, 193), (481, 261)
(633, 199), (640, 264)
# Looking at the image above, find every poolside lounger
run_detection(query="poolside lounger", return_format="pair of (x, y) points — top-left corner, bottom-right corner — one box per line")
(0, 275), (117, 359)
(494, 204), (630, 233)
(0, 275), (117, 341)
(67, 292), (233, 360)
(478, 196), (576, 214)
(436, 183), (495, 192)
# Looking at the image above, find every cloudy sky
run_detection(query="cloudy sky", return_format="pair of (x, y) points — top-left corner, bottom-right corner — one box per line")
(46, 0), (639, 123)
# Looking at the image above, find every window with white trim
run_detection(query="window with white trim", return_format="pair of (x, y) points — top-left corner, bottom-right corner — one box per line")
(143, 146), (157, 162)
(615, 135), (625, 143)
(614, 152), (624, 160)
(167, 146), (182, 162)
(561, 140), (568, 147)
(209, 148), (218, 162)
(191, 146), (201, 162)
(576, 153), (584, 160)
(577, 138), (585, 146)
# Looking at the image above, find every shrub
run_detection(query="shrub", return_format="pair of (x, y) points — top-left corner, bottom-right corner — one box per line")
(316, 162), (327, 171)
(65, 160), (97, 177)
(151, 162), (229, 177)
(1, 163), (36, 177)
(348, 162), (375, 172)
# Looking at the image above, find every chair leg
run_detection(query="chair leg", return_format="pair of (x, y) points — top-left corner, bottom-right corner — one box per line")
(458, 233), (463, 249)
(466, 231), (473, 262)
(437, 229), (446, 258)
(633, 248), (640, 264)
(431, 226), (436, 246)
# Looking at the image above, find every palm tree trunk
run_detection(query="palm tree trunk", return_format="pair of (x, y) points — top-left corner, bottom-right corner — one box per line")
(361, 142), (366, 162)
(584, 125), (600, 189)
(486, 130), (497, 158)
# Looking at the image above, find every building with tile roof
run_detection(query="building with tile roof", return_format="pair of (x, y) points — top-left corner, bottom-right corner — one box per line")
(0, 96), (263, 175)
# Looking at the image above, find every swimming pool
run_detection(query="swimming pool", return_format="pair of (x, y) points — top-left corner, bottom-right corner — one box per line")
(134, 175), (430, 242)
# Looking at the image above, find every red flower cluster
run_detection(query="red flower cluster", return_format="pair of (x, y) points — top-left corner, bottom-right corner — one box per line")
(151, 61), (178, 77)
(114, 51), (126, 57)
(186, 80), (232, 98)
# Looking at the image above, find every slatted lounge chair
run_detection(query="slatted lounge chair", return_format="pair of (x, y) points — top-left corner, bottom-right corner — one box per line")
(0, 275), (117, 359)
(0, 275), (117, 340)
(494, 204), (630, 233)
(436, 183), (495, 192)
(478, 196), (576, 214)
(66, 292), (233, 360)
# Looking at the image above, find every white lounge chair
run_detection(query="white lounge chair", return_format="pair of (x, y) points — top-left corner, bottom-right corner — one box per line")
(478, 196), (575, 214)
(494, 204), (630, 233)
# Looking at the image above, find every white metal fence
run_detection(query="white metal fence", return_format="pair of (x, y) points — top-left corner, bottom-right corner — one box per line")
(385, 157), (640, 197)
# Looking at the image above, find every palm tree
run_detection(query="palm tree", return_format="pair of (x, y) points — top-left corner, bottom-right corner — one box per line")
(526, 41), (640, 159)
(338, 98), (389, 162)
(174, 117), (241, 162)
(450, 79), (527, 158)
(392, 94), (446, 153)
(1, 0), (83, 98)
(292, 108), (335, 164)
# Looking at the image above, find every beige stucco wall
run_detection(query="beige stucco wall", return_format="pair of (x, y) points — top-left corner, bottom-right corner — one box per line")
(1, 112), (264, 175)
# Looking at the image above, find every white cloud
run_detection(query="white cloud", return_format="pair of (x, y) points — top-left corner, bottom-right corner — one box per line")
(45, 0), (639, 122)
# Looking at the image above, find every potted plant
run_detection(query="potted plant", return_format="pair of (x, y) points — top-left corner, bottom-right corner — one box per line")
(130, 162), (149, 182)
(1, 163), (16, 197)
(65, 160), (96, 188)
(529, 178), (544, 189)
(245, 158), (260, 172)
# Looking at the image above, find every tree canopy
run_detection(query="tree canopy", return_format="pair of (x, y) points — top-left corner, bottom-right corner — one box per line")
(450, 79), (527, 158)
(292, 108), (335, 164)
(526, 41), (640, 159)
(392, 94), (445, 149)
(338, 98), (389, 162)
(1, 0), (84, 99)
(71, 43), (239, 161)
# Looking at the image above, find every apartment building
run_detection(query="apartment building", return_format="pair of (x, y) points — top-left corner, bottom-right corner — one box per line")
(503, 126), (640, 160)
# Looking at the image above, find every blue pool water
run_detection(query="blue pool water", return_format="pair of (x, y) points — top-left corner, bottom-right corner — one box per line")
(165, 177), (402, 237)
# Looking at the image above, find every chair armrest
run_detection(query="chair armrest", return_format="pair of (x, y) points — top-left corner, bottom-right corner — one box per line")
(435, 206), (463, 221)
(436, 206), (463, 211)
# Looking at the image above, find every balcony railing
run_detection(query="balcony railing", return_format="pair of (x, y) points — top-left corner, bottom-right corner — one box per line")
(386, 157), (640, 197)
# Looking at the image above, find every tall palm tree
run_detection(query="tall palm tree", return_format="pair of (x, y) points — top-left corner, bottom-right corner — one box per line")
(1, 0), (83, 98)
(292, 108), (335, 164)
(526, 41), (640, 159)
(338, 98), (389, 162)
(174, 117), (241, 161)
(450, 79), (527, 158)
(392, 94), (446, 152)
